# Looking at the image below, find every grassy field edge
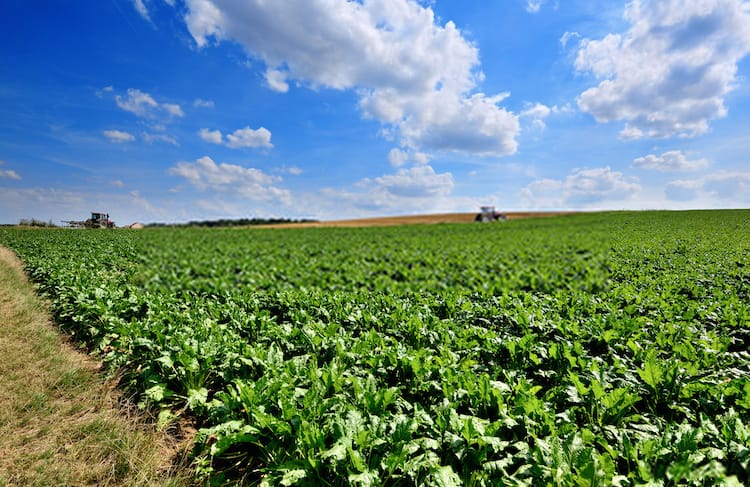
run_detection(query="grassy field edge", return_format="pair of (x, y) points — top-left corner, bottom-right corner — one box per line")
(0, 246), (192, 486)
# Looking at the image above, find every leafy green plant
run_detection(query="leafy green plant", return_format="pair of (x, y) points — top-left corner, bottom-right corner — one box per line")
(2, 210), (749, 485)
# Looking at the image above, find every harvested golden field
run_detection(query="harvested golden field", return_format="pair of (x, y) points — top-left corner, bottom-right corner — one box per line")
(264, 211), (577, 228)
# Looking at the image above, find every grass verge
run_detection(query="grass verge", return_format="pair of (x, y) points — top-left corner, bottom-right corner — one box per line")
(0, 246), (193, 486)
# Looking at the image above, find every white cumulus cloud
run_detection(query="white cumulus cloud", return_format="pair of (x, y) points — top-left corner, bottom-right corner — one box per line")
(103, 129), (136, 143)
(575, 0), (750, 139)
(226, 126), (273, 149)
(0, 170), (21, 180)
(388, 148), (410, 167)
(198, 126), (273, 148)
(520, 178), (562, 199)
(198, 128), (223, 144)
(0, 161), (21, 180)
(521, 167), (641, 207)
(387, 147), (432, 167)
(181, 0), (519, 157)
(373, 165), (454, 198)
(168, 156), (291, 204)
(115, 88), (184, 119)
(666, 171), (750, 202)
(664, 179), (703, 201)
(320, 164), (460, 215)
(412, 152), (430, 165)
(526, 1), (544, 14)
(565, 167), (641, 203)
(162, 103), (184, 117)
(265, 68), (290, 93)
(632, 150), (709, 171)
(520, 102), (553, 130)
(521, 102), (551, 120)
(115, 89), (157, 116)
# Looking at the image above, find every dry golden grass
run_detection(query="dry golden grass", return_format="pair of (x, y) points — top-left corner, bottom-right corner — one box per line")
(0, 247), (192, 487)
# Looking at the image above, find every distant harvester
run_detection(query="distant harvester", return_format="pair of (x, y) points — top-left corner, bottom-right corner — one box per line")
(475, 206), (507, 222)
(62, 212), (116, 229)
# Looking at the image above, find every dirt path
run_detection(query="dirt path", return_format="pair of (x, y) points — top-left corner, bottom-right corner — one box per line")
(0, 246), (189, 486)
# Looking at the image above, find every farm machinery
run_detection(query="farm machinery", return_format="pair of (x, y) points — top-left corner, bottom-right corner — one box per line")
(62, 212), (116, 229)
(475, 206), (507, 222)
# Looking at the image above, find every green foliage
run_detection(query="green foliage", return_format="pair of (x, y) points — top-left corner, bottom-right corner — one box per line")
(2, 210), (749, 485)
(18, 217), (57, 227)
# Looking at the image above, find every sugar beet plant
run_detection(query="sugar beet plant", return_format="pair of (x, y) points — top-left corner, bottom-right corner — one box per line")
(1, 210), (749, 486)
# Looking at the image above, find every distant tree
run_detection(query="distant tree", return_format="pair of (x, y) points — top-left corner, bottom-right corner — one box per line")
(145, 217), (318, 228)
(19, 218), (57, 227)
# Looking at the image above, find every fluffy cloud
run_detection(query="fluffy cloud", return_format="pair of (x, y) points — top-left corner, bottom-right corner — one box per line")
(226, 127), (273, 148)
(575, 0), (750, 139)
(519, 102), (573, 131)
(666, 171), (750, 202)
(198, 126), (273, 148)
(102, 129), (136, 143)
(526, 1), (544, 14)
(361, 90), (518, 156)
(179, 0), (519, 156)
(168, 156), (290, 203)
(565, 167), (641, 203)
(0, 186), (170, 227)
(521, 167), (641, 207)
(521, 103), (551, 120)
(388, 148), (409, 167)
(632, 150), (709, 171)
(162, 103), (184, 117)
(664, 179), (703, 201)
(387, 147), (431, 167)
(412, 152), (430, 165)
(520, 102), (552, 130)
(115, 89), (157, 116)
(199, 128), (223, 144)
(0, 187), (85, 214)
(132, 0), (178, 20)
(320, 164), (461, 215)
(115, 88), (184, 119)
(373, 165), (454, 198)
(265, 69), (290, 93)
(133, 0), (150, 20)
(0, 167), (21, 180)
(520, 178), (562, 201)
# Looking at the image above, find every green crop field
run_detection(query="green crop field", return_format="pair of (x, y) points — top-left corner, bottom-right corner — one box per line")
(1, 210), (749, 486)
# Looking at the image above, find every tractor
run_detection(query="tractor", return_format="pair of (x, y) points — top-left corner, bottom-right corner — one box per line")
(475, 206), (507, 222)
(62, 212), (116, 229)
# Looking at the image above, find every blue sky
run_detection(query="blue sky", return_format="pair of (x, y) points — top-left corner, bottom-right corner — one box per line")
(1, 0), (749, 225)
